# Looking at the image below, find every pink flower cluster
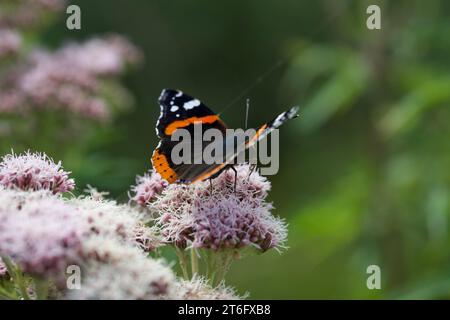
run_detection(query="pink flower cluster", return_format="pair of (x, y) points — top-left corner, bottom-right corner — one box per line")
(175, 276), (245, 300)
(129, 170), (168, 206)
(0, 0), (66, 30)
(68, 195), (161, 252)
(0, 151), (75, 194)
(0, 151), (163, 281)
(0, 192), (84, 277)
(146, 165), (288, 252)
(0, 29), (22, 60)
(0, 150), (258, 299)
(0, 35), (141, 120)
(68, 240), (176, 300)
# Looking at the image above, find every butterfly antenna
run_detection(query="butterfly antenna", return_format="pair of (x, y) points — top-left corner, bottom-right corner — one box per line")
(245, 98), (250, 129)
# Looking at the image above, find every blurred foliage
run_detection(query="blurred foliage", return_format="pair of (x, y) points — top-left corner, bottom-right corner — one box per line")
(2, 0), (450, 298)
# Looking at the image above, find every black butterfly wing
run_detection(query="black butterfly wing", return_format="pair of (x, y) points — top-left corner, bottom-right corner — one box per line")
(156, 89), (222, 138)
(152, 89), (227, 183)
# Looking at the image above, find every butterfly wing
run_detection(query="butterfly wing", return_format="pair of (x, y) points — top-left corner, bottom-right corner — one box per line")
(245, 106), (299, 148)
(189, 106), (300, 183)
(156, 89), (224, 138)
(152, 89), (227, 183)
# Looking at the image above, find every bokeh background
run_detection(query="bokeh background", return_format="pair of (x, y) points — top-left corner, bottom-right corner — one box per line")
(1, 0), (450, 299)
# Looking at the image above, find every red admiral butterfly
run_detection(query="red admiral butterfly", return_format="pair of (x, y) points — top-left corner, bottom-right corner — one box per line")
(152, 89), (299, 184)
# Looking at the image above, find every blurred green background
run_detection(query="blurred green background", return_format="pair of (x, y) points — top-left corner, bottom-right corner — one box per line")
(3, 0), (450, 298)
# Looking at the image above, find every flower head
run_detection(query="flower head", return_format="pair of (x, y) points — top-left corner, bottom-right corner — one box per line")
(151, 164), (288, 252)
(0, 185), (163, 281)
(0, 189), (84, 277)
(68, 195), (161, 252)
(129, 170), (168, 206)
(0, 0), (66, 30)
(0, 29), (22, 59)
(59, 35), (142, 75)
(175, 276), (246, 300)
(67, 238), (176, 300)
(0, 35), (140, 120)
(0, 151), (75, 194)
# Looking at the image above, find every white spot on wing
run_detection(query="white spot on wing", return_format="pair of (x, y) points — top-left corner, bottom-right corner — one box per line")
(272, 113), (286, 128)
(176, 91), (183, 97)
(183, 99), (201, 110)
(170, 105), (179, 112)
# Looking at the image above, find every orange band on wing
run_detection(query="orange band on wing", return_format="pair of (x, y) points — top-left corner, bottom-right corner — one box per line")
(191, 124), (268, 183)
(247, 124), (268, 146)
(165, 115), (219, 135)
(152, 150), (178, 183)
(191, 163), (228, 184)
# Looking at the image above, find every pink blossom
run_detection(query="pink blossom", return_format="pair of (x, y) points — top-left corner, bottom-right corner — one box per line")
(0, 0), (66, 30)
(0, 35), (140, 121)
(0, 29), (22, 59)
(129, 170), (168, 206)
(151, 165), (288, 252)
(67, 238), (176, 300)
(0, 193), (84, 277)
(0, 186), (162, 280)
(0, 151), (75, 194)
(0, 91), (26, 113)
(59, 35), (142, 75)
(68, 195), (161, 252)
(174, 276), (246, 300)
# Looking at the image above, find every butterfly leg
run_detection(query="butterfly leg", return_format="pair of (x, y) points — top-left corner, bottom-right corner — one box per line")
(209, 178), (213, 195)
(248, 164), (257, 179)
(229, 165), (238, 193)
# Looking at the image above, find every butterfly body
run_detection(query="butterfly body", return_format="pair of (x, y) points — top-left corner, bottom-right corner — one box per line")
(152, 89), (298, 184)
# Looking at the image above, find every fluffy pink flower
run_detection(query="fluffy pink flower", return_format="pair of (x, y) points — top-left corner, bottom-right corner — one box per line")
(129, 170), (168, 206)
(0, 35), (140, 120)
(0, 29), (22, 59)
(0, 193), (84, 277)
(0, 0), (66, 30)
(59, 35), (142, 75)
(68, 238), (176, 300)
(175, 276), (246, 300)
(151, 165), (287, 252)
(68, 195), (161, 252)
(0, 151), (75, 194)
(0, 186), (162, 281)
(0, 90), (26, 113)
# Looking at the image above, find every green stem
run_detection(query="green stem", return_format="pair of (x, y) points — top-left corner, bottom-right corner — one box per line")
(190, 248), (199, 278)
(0, 286), (18, 300)
(2, 256), (30, 300)
(175, 247), (190, 280)
(209, 252), (219, 286)
(34, 278), (49, 300)
(14, 270), (31, 300)
(213, 252), (234, 287)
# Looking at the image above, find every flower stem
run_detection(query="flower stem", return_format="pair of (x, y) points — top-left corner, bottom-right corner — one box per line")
(0, 286), (18, 300)
(213, 252), (233, 287)
(190, 248), (199, 277)
(175, 247), (190, 280)
(1, 256), (30, 300)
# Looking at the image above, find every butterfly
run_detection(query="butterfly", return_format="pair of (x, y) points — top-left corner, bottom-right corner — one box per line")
(152, 89), (299, 184)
